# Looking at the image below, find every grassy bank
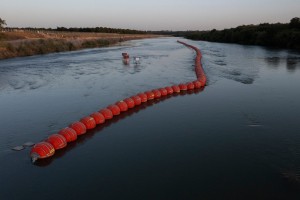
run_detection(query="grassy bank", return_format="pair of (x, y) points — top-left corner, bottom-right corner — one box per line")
(0, 31), (159, 59)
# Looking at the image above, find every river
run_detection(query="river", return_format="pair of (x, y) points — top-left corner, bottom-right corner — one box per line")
(0, 37), (300, 199)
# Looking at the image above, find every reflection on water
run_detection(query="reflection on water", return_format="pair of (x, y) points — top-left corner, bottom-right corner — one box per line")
(287, 56), (300, 71)
(1, 38), (300, 199)
(265, 56), (281, 67)
(263, 47), (300, 72)
(265, 56), (300, 71)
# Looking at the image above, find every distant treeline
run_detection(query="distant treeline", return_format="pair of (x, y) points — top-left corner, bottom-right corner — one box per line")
(151, 17), (300, 50)
(185, 17), (300, 50)
(56, 27), (146, 34)
(4, 27), (147, 34)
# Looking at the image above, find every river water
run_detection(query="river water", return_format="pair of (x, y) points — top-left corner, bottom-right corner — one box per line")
(0, 37), (300, 199)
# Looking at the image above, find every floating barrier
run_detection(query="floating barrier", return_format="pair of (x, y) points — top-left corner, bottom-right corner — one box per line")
(90, 112), (105, 124)
(30, 142), (55, 162)
(165, 86), (174, 95)
(187, 82), (195, 90)
(131, 96), (142, 106)
(80, 116), (96, 130)
(152, 89), (162, 99)
(124, 98), (135, 108)
(159, 88), (168, 96)
(193, 80), (202, 88)
(58, 128), (77, 142)
(179, 83), (188, 91)
(172, 85), (181, 93)
(116, 101), (128, 112)
(107, 105), (121, 116)
(99, 108), (113, 120)
(46, 134), (67, 150)
(30, 41), (207, 163)
(69, 122), (86, 135)
(145, 91), (155, 100)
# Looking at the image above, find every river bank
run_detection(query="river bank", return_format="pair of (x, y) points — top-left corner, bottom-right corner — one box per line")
(183, 18), (300, 50)
(0, 30), (160, 60)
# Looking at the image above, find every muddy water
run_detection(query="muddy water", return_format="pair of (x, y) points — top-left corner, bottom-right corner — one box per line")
(0, 37), (300, 199)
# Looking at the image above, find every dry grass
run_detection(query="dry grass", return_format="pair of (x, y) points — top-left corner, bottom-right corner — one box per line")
(0, 30), (160, 59)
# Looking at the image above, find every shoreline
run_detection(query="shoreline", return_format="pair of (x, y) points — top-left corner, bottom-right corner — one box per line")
(0, 31), (162, 60)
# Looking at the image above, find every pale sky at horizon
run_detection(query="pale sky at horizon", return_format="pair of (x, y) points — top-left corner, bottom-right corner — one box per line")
(1, 0), (300, 31)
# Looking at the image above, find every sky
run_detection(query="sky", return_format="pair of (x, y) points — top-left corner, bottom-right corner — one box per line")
(1, 0), (300, 31)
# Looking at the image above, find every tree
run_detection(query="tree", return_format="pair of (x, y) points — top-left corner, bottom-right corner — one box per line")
(290, 17), (300, 29)
(0, 17), (7, 29)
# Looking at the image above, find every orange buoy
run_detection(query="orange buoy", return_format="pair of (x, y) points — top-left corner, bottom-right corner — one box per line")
(90, 112), (105, 124)
(46, 134), (67, 150)
(159, 88), (168, 96)
(58, 127), (77, 142)
(202, 76), (207, 85)
(165, 86), (174, 95)
(107, 105), (121, 116)
(198, 78), (206, 86)
(152, 89), (162, 98)
(124, 98), (135, 108)
(193, 80), (202, 88)
(145, 91), (155, 100)
(131, 95), (142, 106)
(172, 85), (180, 93)
(116, 101), (128, 112)
(30, 142), (55, 162)
(138, 93), (147, 103)
(69, 121), (87, 135)
(99, 108), (113, 119)
(187, 82), (195, 90)
(177, 40), (207, 87)
(80, 116), (96, 129)
(179, 83), (188, 91)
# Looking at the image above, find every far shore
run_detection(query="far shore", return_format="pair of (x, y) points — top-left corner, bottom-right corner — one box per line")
(0, 30), (162, 60)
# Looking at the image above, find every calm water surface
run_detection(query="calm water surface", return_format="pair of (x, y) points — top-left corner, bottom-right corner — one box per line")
(0, 37), (300, 199)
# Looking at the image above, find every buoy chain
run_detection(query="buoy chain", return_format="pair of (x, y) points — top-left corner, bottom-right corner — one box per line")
(29, 41), (207, 163)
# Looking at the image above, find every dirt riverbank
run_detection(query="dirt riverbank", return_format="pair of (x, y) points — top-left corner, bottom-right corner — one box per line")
(0, 30), (160, 60)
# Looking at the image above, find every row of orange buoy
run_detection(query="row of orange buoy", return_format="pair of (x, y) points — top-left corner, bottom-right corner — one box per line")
(30, 41), (207, 163)
(177, 40), (207, 86)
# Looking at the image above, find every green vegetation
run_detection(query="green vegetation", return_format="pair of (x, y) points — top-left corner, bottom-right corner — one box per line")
(56, 27), (146, 34)
(0, 17), (6, 29)
(149, 17), (300, 50)
(184, 17), (300, 50)
(6, 27), (146, 35)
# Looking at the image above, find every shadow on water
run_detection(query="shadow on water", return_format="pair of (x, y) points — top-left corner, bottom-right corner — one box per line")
(263, 46), (300, 72)
(286, 56), (300, 72)
(265, 56), (281, 67)
(265, 56), (300, 71)
(34, 87), (205, 167)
